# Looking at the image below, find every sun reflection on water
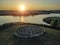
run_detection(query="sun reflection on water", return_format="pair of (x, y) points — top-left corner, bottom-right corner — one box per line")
(21, 16), (24, 22)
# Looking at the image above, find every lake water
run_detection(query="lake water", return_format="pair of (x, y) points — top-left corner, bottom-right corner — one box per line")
(0, 14), (60, 25)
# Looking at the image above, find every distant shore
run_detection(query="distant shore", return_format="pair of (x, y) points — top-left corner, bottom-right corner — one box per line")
(0, 10), (60, 16)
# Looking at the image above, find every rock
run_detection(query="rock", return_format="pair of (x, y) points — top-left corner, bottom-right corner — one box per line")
(14, 25), (44, 38)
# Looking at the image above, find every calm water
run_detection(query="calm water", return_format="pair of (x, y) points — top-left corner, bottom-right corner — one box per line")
(0, 14), (60, 25)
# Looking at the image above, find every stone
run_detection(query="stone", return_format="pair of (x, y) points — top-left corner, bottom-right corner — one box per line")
(14, 25), (44, 38)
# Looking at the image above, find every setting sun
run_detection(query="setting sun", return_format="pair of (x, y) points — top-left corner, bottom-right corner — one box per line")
(19, 4), (26, 11)
(19, 4), (26, 22)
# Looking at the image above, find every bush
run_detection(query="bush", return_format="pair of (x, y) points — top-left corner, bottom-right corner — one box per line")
(43, 17), (60, 29)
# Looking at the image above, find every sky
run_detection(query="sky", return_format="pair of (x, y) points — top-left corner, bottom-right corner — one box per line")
(0, 0), (60, 10)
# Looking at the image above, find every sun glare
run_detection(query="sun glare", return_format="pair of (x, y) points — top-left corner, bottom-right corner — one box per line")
(19, 4), (26, 22)
(19, 4), (26, 11)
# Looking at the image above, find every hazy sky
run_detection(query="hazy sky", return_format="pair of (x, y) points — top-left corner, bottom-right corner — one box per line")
(0, 0), (60, 10)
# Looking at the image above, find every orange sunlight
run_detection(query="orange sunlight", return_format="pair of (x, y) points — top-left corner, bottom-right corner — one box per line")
(19, 4), (26, 11)
(19, 4), (26, 22)
(21, 16), (24, 22)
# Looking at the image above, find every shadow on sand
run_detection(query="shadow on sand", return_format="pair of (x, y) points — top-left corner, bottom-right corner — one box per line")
(12, 36), (45, 45)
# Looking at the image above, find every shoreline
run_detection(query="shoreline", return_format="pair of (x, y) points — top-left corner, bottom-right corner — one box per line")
(0, 22), (60, 31)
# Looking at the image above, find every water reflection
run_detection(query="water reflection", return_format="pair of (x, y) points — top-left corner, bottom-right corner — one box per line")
(0, 14), (60, 25)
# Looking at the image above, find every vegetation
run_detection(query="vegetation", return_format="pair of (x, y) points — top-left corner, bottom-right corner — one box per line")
(43, 17), (60, 29)
(0, 22), (60, 45)
(0, 23), (16, 31)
